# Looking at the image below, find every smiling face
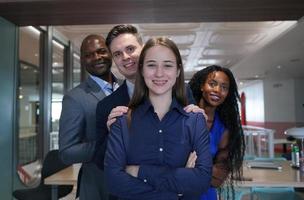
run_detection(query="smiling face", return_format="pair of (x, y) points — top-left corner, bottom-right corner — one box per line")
(142, 45), (180, 98)
(110, 33), (142, 82)
(201, 71), (230, 107)
(81, 35), (112, 78)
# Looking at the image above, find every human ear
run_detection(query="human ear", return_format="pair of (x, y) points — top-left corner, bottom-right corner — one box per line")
(200, 85), (204, 93)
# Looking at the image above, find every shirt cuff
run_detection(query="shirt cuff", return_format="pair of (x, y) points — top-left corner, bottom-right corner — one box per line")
(138, 165), (168, 185)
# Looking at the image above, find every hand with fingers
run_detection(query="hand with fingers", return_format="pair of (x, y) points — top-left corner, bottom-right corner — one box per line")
(183, 104), (208, 121)
(186, 151), (197, 168)
(125, 151), (198, 179)
(106, 106), (129, 130)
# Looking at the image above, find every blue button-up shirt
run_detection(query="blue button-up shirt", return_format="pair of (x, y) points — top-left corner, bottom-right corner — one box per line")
(90, 74), (119, 96)
(104, 98), (212, 200)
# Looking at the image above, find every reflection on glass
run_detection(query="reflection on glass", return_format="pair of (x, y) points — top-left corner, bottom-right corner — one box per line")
(73, 53), (81, 87)
(18, 27), (41, 186)
(50, 40), (65, 150)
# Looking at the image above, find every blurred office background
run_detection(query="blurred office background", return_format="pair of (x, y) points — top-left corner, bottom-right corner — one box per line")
(0, 0), (304, 199)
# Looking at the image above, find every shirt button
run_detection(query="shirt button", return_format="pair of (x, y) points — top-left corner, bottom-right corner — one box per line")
(143, 179), (147, 183)
(159, 148), (163, 152)
(158, 129), (162, 133)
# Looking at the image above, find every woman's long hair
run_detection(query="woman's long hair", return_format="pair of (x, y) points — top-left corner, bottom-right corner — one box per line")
(189, 65), (245, 200)
(128, 37), (187, 110)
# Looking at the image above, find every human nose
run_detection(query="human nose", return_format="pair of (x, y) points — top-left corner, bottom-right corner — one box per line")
(155, 66), (164, 77)
(213, 84), (221, 93)
(122, 51), (130, 60)
(92, 52), (102, 60)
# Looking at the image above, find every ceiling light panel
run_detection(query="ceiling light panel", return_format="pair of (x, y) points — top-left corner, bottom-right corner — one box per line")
(142, 33), (196, 46)
(202, 47), (245, 56)
(138, 23), (200, 31)
(209, 31), (265, 45)
(179, 48), (190, 56)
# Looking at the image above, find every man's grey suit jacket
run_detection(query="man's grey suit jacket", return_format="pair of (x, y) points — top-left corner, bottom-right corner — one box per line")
(59, 76), (110, 200)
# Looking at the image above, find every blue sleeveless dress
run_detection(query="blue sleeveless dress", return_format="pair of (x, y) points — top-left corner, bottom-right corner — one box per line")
(200, 112), (226, 200)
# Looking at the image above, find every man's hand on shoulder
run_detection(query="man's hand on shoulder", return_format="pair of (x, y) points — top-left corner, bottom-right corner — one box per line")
(107, 106), (129, 130)
(183, 104), (208, 121)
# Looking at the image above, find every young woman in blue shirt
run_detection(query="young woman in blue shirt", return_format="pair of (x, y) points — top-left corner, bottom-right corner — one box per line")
(104, 37), (212, 200)
(189, 65), (245, 200)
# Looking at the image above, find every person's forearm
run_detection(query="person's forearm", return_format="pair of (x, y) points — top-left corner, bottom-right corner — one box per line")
(136, 163), (211, 194)
(59, 140), (97, 164)
(211, 148), (230, 187)
(211, 164), (229, 187)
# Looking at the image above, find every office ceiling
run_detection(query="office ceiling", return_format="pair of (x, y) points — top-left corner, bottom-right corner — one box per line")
(2, 0), (304, 84)
(55, 21), (304, 82)
(232, 20), (304, 82)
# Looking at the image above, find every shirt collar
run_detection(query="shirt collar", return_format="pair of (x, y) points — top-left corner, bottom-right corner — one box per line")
(170, 97), (188, 116)
(138, 97), (188, 117)
(126, 79), (135, 98)
(90, 74), (119, 92)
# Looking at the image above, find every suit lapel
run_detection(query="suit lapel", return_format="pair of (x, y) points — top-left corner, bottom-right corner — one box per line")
(86, 76), (125, 101)
(120, 81), (131, 104)
(86, 77), (106, 101)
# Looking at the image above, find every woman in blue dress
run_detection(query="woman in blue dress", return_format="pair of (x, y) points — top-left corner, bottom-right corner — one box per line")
(189, 65), (245, 200)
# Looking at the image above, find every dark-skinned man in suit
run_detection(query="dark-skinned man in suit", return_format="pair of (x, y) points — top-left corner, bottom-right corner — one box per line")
(59, 34), (121, 200)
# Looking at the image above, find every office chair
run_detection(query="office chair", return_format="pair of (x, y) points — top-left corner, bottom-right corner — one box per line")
(13, 150), (73, 200)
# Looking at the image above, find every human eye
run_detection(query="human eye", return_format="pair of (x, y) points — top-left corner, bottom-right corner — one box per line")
(208, 81), (217, 87)
(164, 64), (174, 68)
(84, 52), (94, 59)
(126, 46), (135, 53)
(145, 61), (156, 67)
(163, 61), (175, 68)
(113, 52), (122, 58)
(147, 63), (156, 67)
(221, 85), (229, 92)
(96, 48), (107, 55)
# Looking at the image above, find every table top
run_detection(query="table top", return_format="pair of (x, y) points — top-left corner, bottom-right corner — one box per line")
(239, 161), (304, 187)
(285, 127), (304, 139)
(44, 164), (81, 185)
(45, 161), (304, 188)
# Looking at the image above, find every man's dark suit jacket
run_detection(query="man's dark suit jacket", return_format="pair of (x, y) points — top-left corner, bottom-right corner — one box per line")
(94, 81), (130, 200)
(94, 81), (130, 169)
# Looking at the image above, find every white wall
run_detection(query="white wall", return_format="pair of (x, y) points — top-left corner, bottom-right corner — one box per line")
(240, 80), (265, 122)
(241, 78), (304, 124)
(263, 79), (296, 122)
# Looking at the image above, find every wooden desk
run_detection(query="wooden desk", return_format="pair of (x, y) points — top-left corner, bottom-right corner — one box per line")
(239, 161), (304, 187)
(45, 164), (81, 200)
(46, 162), (303, 199)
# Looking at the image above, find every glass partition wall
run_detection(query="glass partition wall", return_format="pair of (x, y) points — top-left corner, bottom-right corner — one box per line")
(50, 39), (66, 150)
(73, 53), (81, 87)
(17, 26), (78, 186)
(17, 27), (42, 186)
